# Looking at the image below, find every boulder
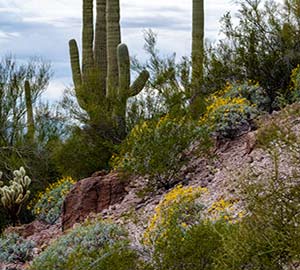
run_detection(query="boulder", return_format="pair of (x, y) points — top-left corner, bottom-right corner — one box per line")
(62, 172), (127, 231)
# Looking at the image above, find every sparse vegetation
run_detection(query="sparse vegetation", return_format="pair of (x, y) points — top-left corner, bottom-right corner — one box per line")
(215, 150), (300, 269)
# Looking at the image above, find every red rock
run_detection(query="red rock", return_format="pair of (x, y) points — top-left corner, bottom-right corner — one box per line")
(4, 219), (62, 247)
(62, 172), (127, 231)
(4, 220), (49, 238)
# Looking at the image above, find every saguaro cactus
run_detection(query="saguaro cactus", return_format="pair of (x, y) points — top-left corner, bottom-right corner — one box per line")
(192, 0), (204, 89)
(69, 0), (149, 139)
(25, 80), (35, 142)
(191, 0), (205, 116)
(0, 167), (31, 225)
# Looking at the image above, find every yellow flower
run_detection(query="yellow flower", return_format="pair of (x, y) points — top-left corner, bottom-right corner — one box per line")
(143, 185), (207, 245)
(181, 222), (188, 228)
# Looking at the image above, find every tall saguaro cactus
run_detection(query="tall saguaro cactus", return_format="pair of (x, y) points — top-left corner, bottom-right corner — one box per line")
(25, 80), (35, 142)
(191, 0), (205, 116)
(192, 0), (204, 89)
(69, 0), (149, 139)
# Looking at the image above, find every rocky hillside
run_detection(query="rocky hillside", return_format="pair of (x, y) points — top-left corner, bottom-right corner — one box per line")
(2, 103), (300, 270)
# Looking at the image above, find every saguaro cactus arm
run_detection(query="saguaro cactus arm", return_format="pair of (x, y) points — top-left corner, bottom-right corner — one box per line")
(118, 43), (131, 95)
(69, 39), (82, 90)
(129, 70), (150, 97)
(117, 43), (149, 98)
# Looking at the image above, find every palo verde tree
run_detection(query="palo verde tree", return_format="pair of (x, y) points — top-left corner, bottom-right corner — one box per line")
(205, 0), (300, 110)
(69, 0), (149, 140)
(0, 57), (52, 175)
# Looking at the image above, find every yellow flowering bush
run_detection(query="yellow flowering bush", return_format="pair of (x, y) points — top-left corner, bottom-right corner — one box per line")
(29, 176), (76, 224)
(222, 81), (270, 111)
(112, 115), (199, 189)
(143, 185), (207, 245)
(200, 94), (257, 138)
(143, 185), (232, 270)
(199, 81), (270, 139)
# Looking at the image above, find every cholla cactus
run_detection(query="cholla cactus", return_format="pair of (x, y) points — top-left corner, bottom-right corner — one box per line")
(0, 171), (3, 187)
(0, 167), (31, 225)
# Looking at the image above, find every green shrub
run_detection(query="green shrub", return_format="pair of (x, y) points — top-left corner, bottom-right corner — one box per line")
(113, 116), (200, 190)
(205, 0), (300, 110)
(53, 127), (113, 179)
(28, 176), (76, 224)
(256, 121), (297, 150)
(30, 219), (139, 270)
(0, 233), (35, 263)
(290, 65), (300, 102)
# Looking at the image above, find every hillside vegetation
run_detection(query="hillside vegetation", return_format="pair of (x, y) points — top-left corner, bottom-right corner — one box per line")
(1, 0), (300, 269)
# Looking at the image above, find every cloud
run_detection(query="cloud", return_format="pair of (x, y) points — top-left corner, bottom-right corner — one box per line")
(0, 0), (241, 100)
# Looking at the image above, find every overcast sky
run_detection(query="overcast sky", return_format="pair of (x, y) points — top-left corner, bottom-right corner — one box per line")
(0, 0), (240, 100)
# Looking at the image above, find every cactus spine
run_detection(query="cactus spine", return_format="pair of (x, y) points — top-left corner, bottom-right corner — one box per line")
(25, 80), (35, 142)
(0, 167), (31, 225)
(69, 0), (149, 139)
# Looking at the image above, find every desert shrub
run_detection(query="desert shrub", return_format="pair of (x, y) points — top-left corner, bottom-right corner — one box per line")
(113, 116), (201, 189)
(0, 233), (35, 263)
(222, 81), (270, 112)
(290, 64), (300, 102)
(30, 219), (138, 270)
(256, 121), (297, 150)
(215, 151), (300, 270)
(28, 176), (76, 224)
(143, 185), (232, 270)
(200, 94), (257, 138)
(53, 126), (113, 179)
